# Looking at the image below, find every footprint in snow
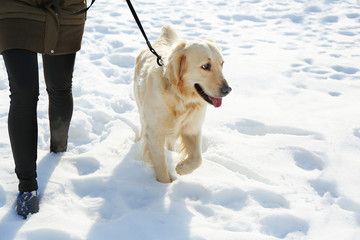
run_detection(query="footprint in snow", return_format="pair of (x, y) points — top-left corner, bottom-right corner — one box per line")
(346, 13), (360, 19)
(328, 92), (341, 97)
(321, 16), (339, 23)
(72, 176), (161, 220)
(170, 19), (182, 25)
(111, 99), (134, 114)
(249, 189), (289, 209)
(110, 40), (124, 49)
(215, 2), (227, 7)
(309, 178), (339, 197)
(303, 58), (313, 65)
(353, 128), (360, 138)
(282, 14), (303, 24)
(211, 188), (248, 211)
(171, 183), (248, 211)
(337, 197), (360, 214)
(72, 157), (100, 176)
(287, 147), (326, 171)
(217, 15), (231, 21)
(193, 204), (214, 218)
(101, 67), (116, 78)
(108, 54), (135, 69)
(232, 14), (265, 23)
(332, 65), (359, 75)
(304, 5), (322, 13)
(338, 30), (356, 37)
(227, 119), (324, 140)
(260, 214), (309, 238)
(330, 74), (346, 80)
(170, 182), (212, 203)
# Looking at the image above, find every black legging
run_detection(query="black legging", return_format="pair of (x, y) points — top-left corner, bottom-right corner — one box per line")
(2, 49), (75, 193)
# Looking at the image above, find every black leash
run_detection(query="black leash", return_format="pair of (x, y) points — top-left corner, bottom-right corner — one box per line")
(52, 0), (95, 15)
(53, 0), (163, 66)
(126, 0), (164, 67)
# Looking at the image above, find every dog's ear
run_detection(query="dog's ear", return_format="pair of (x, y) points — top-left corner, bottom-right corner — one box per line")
(166, 41), (186, 86)
(205, 38), (222, 51)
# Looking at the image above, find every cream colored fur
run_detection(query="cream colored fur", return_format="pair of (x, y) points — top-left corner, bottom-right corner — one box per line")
(133, 25), (230, 183)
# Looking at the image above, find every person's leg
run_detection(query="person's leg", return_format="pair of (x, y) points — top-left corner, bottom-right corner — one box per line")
(2, 49), (39, 193)
(42, 53), (76, 153)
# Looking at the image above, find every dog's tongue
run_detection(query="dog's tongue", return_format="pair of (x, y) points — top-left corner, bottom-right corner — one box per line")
(209, 96), (222, 108)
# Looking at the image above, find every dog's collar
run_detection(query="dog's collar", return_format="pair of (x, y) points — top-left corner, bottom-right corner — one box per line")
(163, 69), (172, 87)
(166, 77), (172, 87)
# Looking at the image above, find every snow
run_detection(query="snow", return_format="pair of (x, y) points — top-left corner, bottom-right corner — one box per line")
(1, 0), (360, 239)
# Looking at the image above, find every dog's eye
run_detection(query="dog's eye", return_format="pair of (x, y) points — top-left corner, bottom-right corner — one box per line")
(201, 63), (211, 71)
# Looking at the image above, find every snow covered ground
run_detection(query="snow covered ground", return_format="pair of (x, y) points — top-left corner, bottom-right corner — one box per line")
(1, 0), (360, 239)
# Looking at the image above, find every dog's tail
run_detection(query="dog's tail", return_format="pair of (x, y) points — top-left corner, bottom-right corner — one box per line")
(157, 25), (180, 46)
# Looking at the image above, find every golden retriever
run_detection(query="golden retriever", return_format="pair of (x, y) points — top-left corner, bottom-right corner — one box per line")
(133, 25), (231, 183)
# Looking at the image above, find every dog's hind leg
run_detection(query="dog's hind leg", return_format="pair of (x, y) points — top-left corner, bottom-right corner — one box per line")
(176, 133), (202, 175)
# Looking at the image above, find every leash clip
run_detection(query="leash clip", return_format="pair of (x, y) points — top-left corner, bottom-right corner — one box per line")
(157, 57), (164, 67)
(147, 42), (164, 67)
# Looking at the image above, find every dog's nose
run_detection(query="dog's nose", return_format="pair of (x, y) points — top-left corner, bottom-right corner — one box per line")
(221, 85), (232, 96)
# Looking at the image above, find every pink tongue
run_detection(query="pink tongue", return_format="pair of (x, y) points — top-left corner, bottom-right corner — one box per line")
(209, 96), (222, 108)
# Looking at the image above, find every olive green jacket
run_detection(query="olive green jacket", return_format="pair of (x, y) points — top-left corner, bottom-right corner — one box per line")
(0, 0), (87, 55)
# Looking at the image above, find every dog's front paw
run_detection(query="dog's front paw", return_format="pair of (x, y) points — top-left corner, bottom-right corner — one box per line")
(156, 174), (173, 183)
(176, 158), (201, 175)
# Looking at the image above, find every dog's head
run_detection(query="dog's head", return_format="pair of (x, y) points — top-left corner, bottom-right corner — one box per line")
(165, 39), (231, 108)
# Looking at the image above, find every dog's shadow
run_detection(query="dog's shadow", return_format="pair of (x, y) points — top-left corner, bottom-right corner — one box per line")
(78, 140), (194, 239)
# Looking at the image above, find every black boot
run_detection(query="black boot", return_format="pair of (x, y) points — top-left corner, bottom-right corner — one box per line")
(16, 191), (39, 219)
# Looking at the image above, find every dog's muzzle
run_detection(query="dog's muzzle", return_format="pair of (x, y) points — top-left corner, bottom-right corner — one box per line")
(221, 84), (232, 96)
(195, 83), (232, 108)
